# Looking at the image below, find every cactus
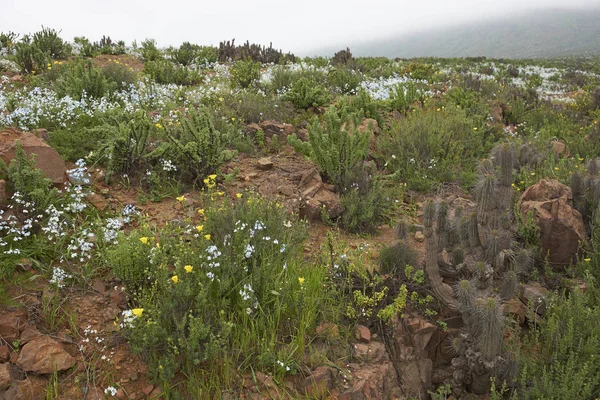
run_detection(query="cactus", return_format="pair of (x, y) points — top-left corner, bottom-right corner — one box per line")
(500, 270), (518, 300)
(474, 296), (504, 361)
(493, 143), (515, 187)
(475, 170), (498, 216)
(423, 200), (436, 230)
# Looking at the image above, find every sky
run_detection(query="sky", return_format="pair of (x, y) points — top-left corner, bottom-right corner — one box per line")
(3, 0), (600, 55)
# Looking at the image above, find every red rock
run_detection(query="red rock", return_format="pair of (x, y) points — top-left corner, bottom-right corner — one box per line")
(297, 366), (333, 398)
(3, 375), (47, 400)
(16, 336), (76, 374)
(355, 325), (371, 343)
(0, 307), (27, 342)
(259, 120), (294, 138)
(518, 179), (586, 266)
(19, 325), (41, 344)
(0, 363), (12, 389)
(505, 298), (527, 325)
(257, 157), (274, 170)
(0, 131), (67, 186)
(520, 282), (549, 315)
(0, 346), (9, 362)
(142, 384), (155, 396)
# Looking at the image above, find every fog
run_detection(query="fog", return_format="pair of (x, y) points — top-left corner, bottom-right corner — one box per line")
(2, 0), (599, 55)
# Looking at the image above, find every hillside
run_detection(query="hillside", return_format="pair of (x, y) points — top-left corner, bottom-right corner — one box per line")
(328, 8), (600, 59)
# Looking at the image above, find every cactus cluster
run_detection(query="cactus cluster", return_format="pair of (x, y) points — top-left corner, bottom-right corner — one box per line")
(570, 158), (600, 232)
(218, 39), (296, 64)
(421, 143), (532, 395)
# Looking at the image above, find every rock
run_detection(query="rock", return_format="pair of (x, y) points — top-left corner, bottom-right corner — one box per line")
(0, 363), (12, 390)
(297, 366), (334, 398)
(520, 282), (549, 315)
(298, 168), (342, 221)
(0, 346), (9, 362)
(398, 359), (433, 399)
(31, 129), (49, 142)
(245, 123), (261, 136)
(19, 325), (41, 344)
(142, 384), (155, 396)
(551, 140), (569, 157)
(504, 298), (527, 324)
(414, 231), (425, 242)
(355, 325), (371, 343)
(517, 179), (586, 266)
(257, 157), (274, 170)
(260, 120), (294, 138)
(14, 259), (32, 273)
(0, 131), (67, 186)
(16, 336), (76, 374)
(0, 179), (7, 209)
(0, 307), (27, 342)
(3, 375), (47, 400)
(315, 322), (340, 339)
(296, 128), (309, 141)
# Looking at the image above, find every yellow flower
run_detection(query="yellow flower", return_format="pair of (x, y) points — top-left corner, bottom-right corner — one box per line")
(554, 167), (559, 171)
(473, 127), (478, 131)
(217, 191), (225, 196)
(184, 265), (193, 273)
(585, 258), (591, 262)
(209, 174), (217, 180)
(139, 237), (149, 245)
(196, 225), (203, 232)
(236, 193), (243, 199)
(231, 117), (236, 121)
(298, 277), (305, 285)
(171, 275), (179, 284)
(176, 195), (185, 202)
(47, 63), (51, 67)
(531, 172), (535, 176)
(155, 123), (163, 129)
(218, 97), (224, 102)
(204, 234), (211, 240)
(197, 209), (205, 216)
(132, 308), (144, 317)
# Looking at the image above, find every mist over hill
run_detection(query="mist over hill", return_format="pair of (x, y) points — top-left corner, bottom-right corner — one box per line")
(314, 7), (600, 59)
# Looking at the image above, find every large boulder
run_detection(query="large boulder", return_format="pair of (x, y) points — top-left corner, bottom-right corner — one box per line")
(15, 336), (75, 374)
(517, 179), (586, 266)
(0, 130), (66, 186)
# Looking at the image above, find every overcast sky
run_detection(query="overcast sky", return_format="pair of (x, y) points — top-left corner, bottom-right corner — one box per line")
(3, 0), (600, 55)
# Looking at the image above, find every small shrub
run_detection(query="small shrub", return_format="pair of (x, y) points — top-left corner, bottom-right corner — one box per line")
(283, 77), (330, 110)
(379, 241), (418, 276)
(56, 59), (116, 100)
(140, 38), (162, 62)
(143, 59), (202, 86)
(327, 67), (362, 95)
(230, 59), (260, 89)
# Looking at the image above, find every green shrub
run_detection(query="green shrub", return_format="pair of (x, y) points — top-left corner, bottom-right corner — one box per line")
(221, 91), (295, 124)
(140, 38), (162, 62)
(55, 59), (116, 100)
(117, 195), (329, 392)
(143, 59), (202, 86)
(102, 62), (137, 91)
(230, 59), (261, 89)
(379, 241), (418, 276)
(389, 82), (423, 114)
(31, 26), (70, 59)
(14, 37), (49, 74)
(149, 107), (232, 186)
(288, 107), (369, 188)
(339, 166), (388, 233)
(283, 77), (330, 110)
(327, 67), (362, 95)
(0, 142), (59, 210)
(105, 230), (155, 289)
(377, 107), (488, 191)
(269, 65), (297, 94)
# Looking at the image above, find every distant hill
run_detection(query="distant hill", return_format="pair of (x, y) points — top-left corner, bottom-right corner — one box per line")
(320, 8), (600, 59)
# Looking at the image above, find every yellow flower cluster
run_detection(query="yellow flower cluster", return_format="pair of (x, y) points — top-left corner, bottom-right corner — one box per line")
(203, 174), (217, 189)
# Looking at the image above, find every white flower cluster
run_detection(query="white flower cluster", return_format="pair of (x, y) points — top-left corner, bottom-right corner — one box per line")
(49, 267), (72, 288)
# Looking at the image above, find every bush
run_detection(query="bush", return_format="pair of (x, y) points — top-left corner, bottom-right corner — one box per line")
(230, 59), (260, 88)
(327, 67), (362, 95)
(377, 107), (488, 191)
(379, 241), (418, 276)
(339, 166), (388, 233)
(116, 195), (329, 392)
(283, 77), (330, 110)
(139, 38), (162, 62)
(288, 107), (369, 189)
(222, 91), (295, 124)
(55, 59), (117, 100)
(143, 59), (202, 85)
(105, 230), (154, 289)
(149, 107), (233, 186)
(31, 26), (70, 59)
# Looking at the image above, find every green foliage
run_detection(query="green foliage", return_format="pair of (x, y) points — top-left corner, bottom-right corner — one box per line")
(143, 59), (202, 86)
(513, 283), (600, 399)
(283, 77), (330, 109)
(379, 241), (418, 275)
(288, 107), (369, 189)
(14, 37), (49, 74)
(31, 27), (71, 59)
(0, 142), (59, 210)
(339, 166), (387, 233)
(169, 42), (218, 66)
(220, 91), (295, 124)
(0, 31), (19, 53)
(389, 82), (423, 114)
(140, 38), (162, 62)
(105, 230), (154, 289)
(150, 107), (233, 186)
(56, 59), (116, 100)
(118, 195), (329, 392)
(327, 67), (362, 95)
(230, 59), (260, 89)
(378, 107), (488, 191)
